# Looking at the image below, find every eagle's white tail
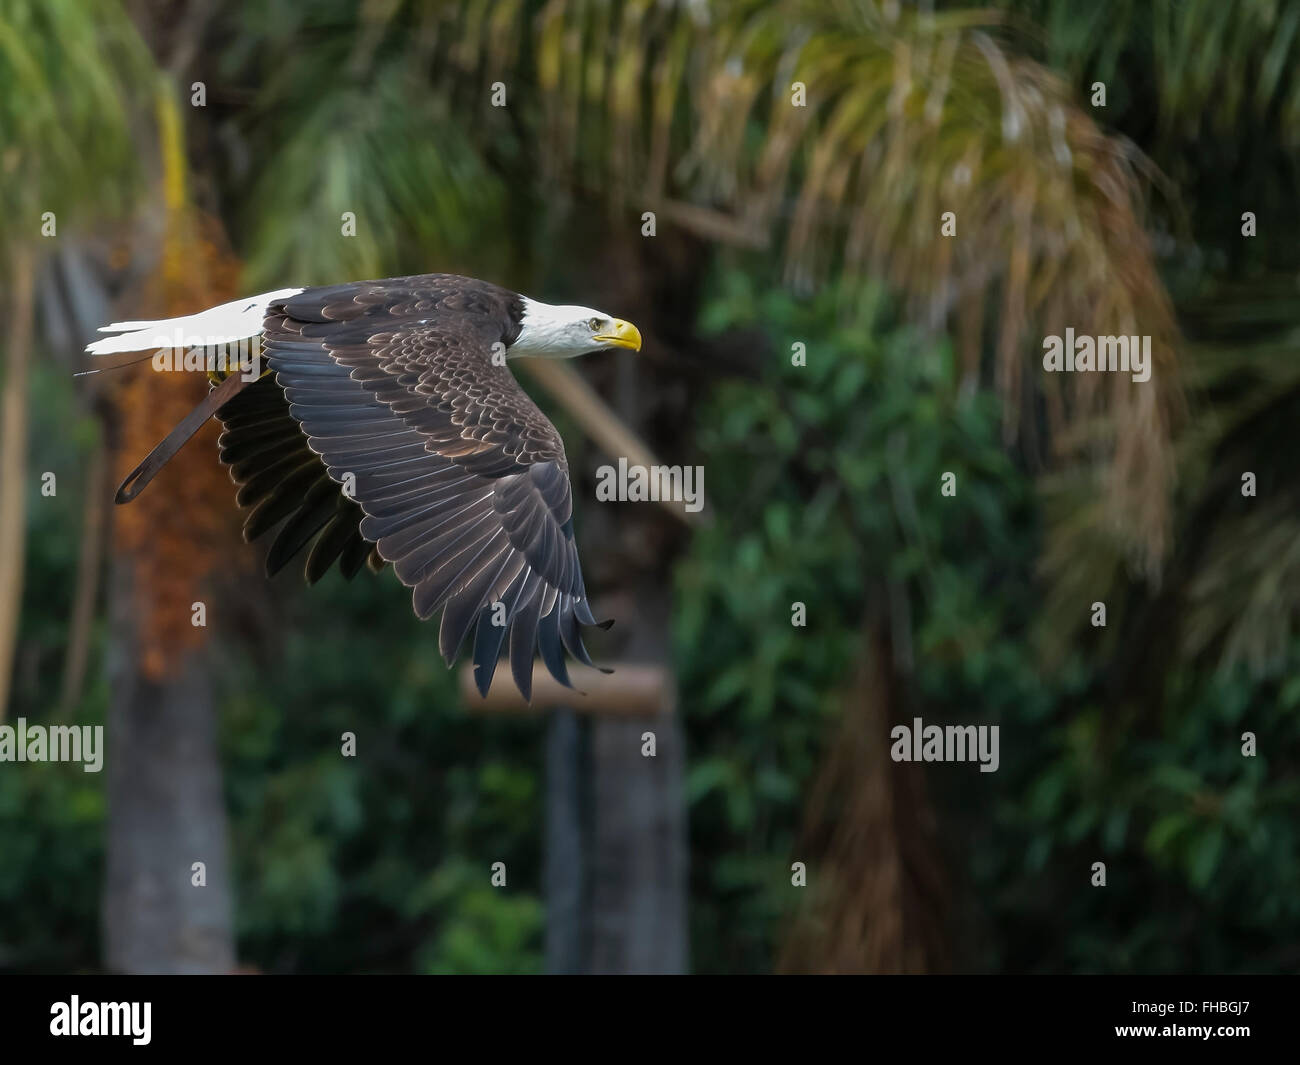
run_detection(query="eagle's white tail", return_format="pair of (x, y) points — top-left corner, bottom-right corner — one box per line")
(85, 287), (304, 356)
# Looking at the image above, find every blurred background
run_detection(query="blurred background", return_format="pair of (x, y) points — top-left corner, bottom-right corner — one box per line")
(1, 0), (1298, 974)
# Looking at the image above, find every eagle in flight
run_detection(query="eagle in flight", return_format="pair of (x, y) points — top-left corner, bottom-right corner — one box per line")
(87, 275), (642, 701)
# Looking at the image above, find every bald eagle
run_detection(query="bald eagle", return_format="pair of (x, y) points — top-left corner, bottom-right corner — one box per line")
(87, 275), (642, 701)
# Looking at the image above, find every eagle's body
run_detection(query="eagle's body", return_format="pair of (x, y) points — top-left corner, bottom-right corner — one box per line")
(88, 274), (642, 701)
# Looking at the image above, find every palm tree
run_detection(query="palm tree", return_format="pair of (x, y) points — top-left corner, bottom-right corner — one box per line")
(997, 0), (1300, 675)
(191, 0), (1195, 971)
(2, 1), (252, 973)
(84, 0), (1297, 971)
(226, 0), (1184, 565)
(0, 0), (154, 719)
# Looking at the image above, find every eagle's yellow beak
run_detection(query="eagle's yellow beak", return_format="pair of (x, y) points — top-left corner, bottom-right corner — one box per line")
(594, 319), (642, 352)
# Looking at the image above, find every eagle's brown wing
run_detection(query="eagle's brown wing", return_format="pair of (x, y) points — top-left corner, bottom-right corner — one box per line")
(215, 374), (380, 582)
(244, 279), (607, 700)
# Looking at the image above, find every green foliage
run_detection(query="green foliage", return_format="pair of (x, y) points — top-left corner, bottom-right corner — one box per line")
(236, 60), (511, 287)
(0, 366), (108, 971)
(0, 0), (156, 260)
(993, 0), (1300, 275)
(4, 0), (1299, 977)
(976, 656), (1300, 973)
(219, 564), (546, 973)
(0, 756), (104, 972)
(680, 273), (1300, 974)
(410, 860), (544, 975)
(680, 275), (1035, 971)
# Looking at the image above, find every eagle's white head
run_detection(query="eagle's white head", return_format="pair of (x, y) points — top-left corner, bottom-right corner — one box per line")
(510, 297), (642, 359)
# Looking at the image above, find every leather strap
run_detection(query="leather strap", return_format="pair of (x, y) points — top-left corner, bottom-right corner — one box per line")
(115, 371), (252, 504)
(74, 350), (158, 377)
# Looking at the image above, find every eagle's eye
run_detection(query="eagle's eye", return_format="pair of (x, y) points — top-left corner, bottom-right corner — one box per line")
(588, 317), (601, 331)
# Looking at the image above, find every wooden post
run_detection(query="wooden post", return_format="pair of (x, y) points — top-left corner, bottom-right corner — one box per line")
(544, 707), (586, 974)
(463, 662), (682, 973)
(459, 663), (668, 714)
(588, 712), (687, 973)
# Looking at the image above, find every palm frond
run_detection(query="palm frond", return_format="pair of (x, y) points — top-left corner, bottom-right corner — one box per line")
(0, 0), (157, 259)
(497, 0), (1183, 567)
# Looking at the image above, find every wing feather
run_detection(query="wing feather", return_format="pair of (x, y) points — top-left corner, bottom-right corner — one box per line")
(214, 376), (377, 583)
(247, 275), (607, 699)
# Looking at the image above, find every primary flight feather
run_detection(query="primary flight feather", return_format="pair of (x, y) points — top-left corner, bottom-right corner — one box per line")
(89, 274), (642, 702)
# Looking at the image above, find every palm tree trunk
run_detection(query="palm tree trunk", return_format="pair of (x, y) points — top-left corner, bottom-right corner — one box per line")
(58, 435), (107, 717)
(102, 558), (235, 974)
(0, 245), (35, 721)
(779, 619), (949, 973)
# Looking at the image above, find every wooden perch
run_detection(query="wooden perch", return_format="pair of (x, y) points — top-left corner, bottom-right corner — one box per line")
(460, 662), (672, 715)
(657, 199), (770, 250)
(518, 358), (700, 528)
